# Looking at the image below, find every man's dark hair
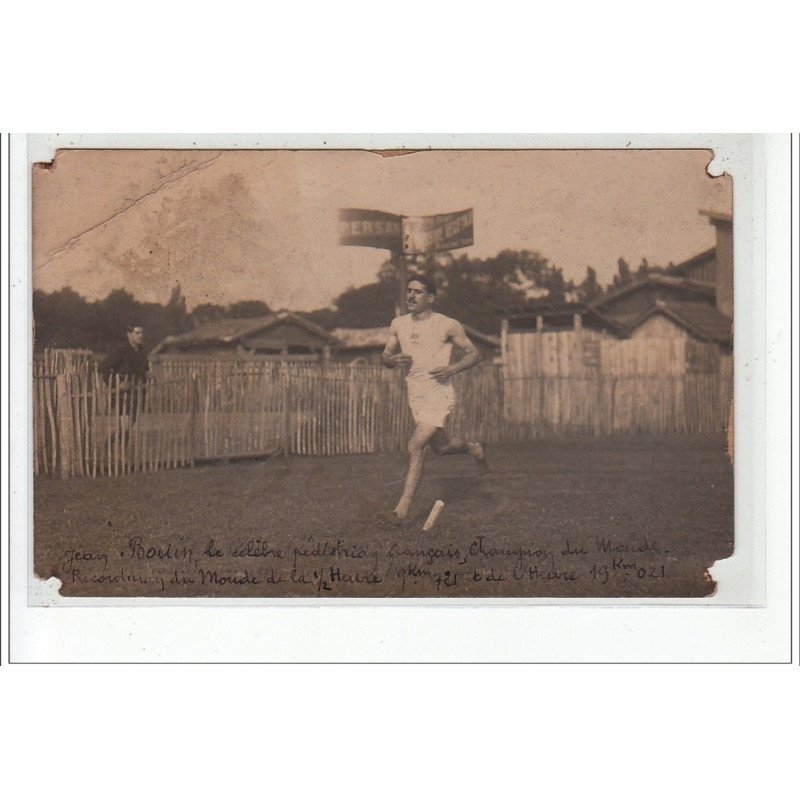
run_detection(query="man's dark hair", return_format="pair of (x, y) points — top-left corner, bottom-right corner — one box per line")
(127, 322), (144, 332)
(407, 274), (436, 296)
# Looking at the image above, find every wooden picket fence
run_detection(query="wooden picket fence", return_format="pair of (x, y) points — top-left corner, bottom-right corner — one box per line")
(502, 331), (730, 436)
(33, 337), (730, 479)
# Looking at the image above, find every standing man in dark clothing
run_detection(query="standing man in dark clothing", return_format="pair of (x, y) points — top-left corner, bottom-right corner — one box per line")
(100, 323), (149, 421)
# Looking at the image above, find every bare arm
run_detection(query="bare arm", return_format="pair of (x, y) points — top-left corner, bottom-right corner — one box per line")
(381, 323), (412, 369)
(429, 320), (481, 382)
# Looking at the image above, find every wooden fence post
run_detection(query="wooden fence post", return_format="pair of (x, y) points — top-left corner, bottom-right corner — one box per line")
(55, 372), (74, 477)
(282, 364), (291, 460)
(188, 373), (198, 467)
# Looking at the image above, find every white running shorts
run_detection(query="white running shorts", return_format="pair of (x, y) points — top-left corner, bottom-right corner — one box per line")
(407, 384), (456, 428)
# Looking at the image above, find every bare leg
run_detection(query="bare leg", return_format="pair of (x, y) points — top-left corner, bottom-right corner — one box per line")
(430, 428), (486, 464)
(394, 422), (439, 519)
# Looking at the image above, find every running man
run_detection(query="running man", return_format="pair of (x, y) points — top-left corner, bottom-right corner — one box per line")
(380, 275), (487, 525)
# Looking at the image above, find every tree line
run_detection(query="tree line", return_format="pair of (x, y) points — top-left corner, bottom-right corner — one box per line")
(33, 251), (669, 353)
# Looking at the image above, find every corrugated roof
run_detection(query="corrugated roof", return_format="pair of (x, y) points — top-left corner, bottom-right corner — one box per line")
(629, 300), (732, 345)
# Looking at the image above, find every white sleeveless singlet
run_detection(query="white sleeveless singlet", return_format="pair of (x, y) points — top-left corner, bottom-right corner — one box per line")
(393, 312), (456, 425)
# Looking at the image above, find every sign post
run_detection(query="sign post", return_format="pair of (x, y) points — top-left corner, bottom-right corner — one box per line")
(395, 251), (407, 318)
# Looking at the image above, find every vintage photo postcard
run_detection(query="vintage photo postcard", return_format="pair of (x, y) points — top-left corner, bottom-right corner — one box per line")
(26, 138), (744, 602)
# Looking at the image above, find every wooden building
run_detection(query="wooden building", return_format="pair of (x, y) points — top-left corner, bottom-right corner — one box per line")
(331, 324), (501, 365)
(624, 299), (732, 349)
(670, 246), (716, 283)
(329, 327), (391, 365)
(498, 209), (734, 433)
(698, 210), (733, 318)
(589, 208), (733, 344)
(589, 275), (718, 332)
(151, 312), (338, 362)
(154, 312), (500, 368)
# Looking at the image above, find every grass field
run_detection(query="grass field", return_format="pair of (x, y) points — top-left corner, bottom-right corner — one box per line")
(34, 434), (734, 598)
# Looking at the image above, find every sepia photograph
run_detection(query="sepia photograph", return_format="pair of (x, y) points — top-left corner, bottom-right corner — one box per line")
(1, 9), (794, 796)
(29, 143), (735, 599)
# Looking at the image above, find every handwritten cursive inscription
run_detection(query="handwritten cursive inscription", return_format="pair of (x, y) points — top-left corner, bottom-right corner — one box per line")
(52, 529), (676, 598)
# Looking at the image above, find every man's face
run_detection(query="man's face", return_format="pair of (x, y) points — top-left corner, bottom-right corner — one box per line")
(127, 327), (144, 349)
(406, 281), (434, 313)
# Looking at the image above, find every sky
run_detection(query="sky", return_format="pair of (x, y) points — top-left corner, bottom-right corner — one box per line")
(32, 148), (733, 311)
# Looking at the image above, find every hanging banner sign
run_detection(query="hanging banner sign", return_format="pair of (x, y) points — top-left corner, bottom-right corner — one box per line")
(339, 207), (474, 254)
(338, 209), (403, 250)
(402, 209), (474, 255)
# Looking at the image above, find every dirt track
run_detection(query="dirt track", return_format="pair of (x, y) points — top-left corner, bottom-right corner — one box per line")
(34, 434), (734, 598)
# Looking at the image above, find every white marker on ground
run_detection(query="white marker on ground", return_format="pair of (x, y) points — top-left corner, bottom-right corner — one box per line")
(422, 500), (445, 531)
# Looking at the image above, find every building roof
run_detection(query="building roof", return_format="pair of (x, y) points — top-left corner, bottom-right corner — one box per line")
(331, 327), (391, 349)
(498, 295), (730, 345)
(156, 315), (499, 356)
(500, 301), (624, 335)
(154, 312), (339, 354)
(332, 324), (500, 350)
(590, 274), (716, 309)
(627, 299), (732, 345)
(669, 247), (716, 277)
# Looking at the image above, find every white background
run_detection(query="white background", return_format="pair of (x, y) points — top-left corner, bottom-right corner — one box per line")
(1, 3), (798, 799)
